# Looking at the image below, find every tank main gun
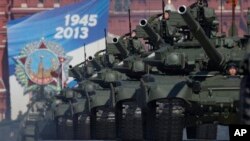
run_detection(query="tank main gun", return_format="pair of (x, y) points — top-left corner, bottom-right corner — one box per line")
(112, 37), (129, 58)
(138, 19), (166, 49)
(178, 5), (225, 68)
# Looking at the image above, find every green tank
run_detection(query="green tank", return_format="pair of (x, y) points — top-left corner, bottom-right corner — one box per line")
(53, 83), (93, 140)
(88, 68), (126, 140)
(136, 4), (246, 141)
(53, 67), (123, 140)
(115, 1), (221, 140)
(114, 1), (224, 140)
(52, 68), (121, 140)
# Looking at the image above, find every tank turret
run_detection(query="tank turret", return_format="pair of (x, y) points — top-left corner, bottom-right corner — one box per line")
(178, 5), (225, 68)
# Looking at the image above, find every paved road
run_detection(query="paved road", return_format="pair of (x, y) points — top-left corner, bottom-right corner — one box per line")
(0, 122), (230, 141)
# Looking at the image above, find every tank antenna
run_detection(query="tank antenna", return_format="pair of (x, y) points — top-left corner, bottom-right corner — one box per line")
(220, 0), (223, 34)
(104, 28), (109, 67)
(83, 43), (86, 79)
(128, 8), (132, 37)
(232, 0), (236, 36)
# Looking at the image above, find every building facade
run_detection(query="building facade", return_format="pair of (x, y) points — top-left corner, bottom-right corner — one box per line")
(0, 0), (249, 120)
(0, 0), (8, 121)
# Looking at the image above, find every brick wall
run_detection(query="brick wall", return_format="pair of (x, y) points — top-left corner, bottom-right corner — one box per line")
(0, 0), (7, 121)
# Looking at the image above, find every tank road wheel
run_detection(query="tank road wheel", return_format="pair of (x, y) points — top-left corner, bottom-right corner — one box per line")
(116, 101), (143, 141)
(142, 102), (156, 141)
(74, 113), (91, 139)
(153, 99), (186, 141)
(240, 76), (250, 125)
(91, 107), (116, 139)
(56, 117), (74, 140)
(186, 124), (217, 139)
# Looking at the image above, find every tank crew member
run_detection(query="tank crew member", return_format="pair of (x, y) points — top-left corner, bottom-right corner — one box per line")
(227, 63), (238, 76)
(127, 30), (145, 55)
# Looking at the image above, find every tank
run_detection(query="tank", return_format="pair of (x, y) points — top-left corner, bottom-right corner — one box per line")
(140, 1), (220, 74)
(20, 87), (57, 141)
(69, 49), (130, 140)
(114, 5), (189, 141)
(115, 1), (222, 140)
(53, 83), (94, 140)
(61, 64), (124, 140)
(52, 68), (123, 140)
(74, 68), (125, 140)
(135, 4), (247, 141)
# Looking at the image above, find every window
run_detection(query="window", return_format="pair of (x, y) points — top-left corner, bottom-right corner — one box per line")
(115, 0), (122, 11)
(38, 0), (44, 3)
(54, 0), (60, 3)
(123, 0), (131, 11)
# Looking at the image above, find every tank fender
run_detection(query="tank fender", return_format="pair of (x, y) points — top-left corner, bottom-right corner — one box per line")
(54, 104), (70, 117)
(72, 100), (88, 114)
(148, 81), (192, 105)
(90, 92), (110, 109)
(116, 87), (136, 103)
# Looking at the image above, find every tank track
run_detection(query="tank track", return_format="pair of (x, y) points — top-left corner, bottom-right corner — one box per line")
(117, 101), (143, 141)
(74, 113), (91, 139)
(91, 107), (116, 139)
(56, 117), (74, 140)
(143, 102), (155, 141)
(240, 76), (250, 125)
(153, 99), (185, 141)
(186, 124), (217, 139)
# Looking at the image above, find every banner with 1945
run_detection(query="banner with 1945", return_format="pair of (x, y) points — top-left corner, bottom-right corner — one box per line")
(7, 0), (110, 75)
(7, 0), (110, 119)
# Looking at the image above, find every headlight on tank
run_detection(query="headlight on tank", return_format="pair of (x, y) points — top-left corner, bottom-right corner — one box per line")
(132, 60), (145, 72)
(164, 53), (185, 68)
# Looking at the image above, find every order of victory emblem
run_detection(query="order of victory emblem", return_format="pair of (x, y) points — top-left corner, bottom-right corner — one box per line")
(14, 40), (72, 94)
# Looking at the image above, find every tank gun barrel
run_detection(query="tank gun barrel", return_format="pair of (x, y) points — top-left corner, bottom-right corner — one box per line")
(112, 37), (129, 57)
(69, 65), (82, 81)
(88, 56), (102, 71)
(178, 5), (225, 67)
(139, 19), (165, 48)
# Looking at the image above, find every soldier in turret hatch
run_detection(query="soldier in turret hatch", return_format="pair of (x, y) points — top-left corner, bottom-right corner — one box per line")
(227, 63), (238, 76)
(126, 30), (145, 55)
(189, 0), (219, 37)
(150, 6), (177, 45)
(161, 7), (180, 44)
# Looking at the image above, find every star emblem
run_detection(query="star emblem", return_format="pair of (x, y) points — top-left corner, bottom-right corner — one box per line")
(14, 39), (72, 94)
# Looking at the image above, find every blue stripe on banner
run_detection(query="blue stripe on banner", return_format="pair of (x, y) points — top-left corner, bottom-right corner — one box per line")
(67, 80), (78, 88)
(7, 0), (110, 76)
